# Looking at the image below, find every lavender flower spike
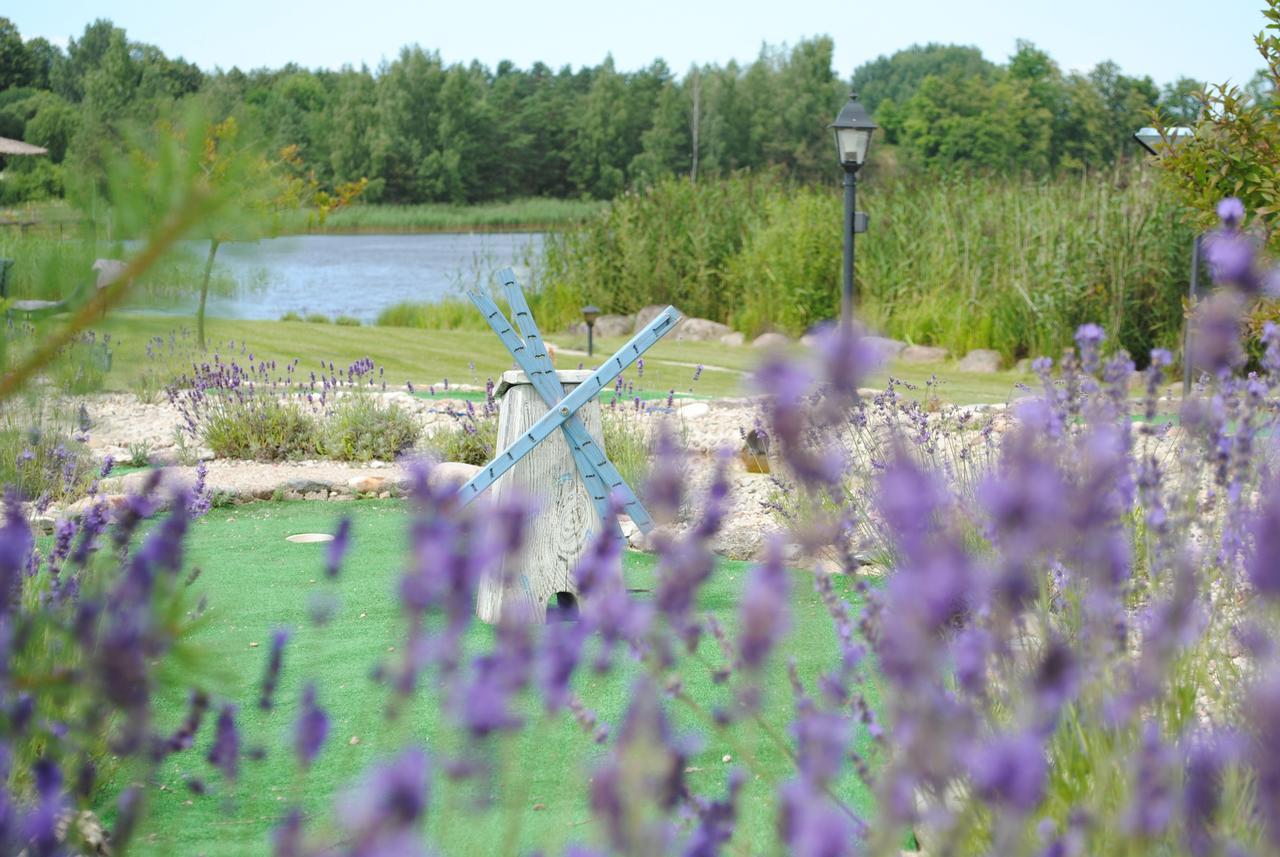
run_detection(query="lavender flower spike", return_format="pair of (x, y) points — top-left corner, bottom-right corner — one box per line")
(295, 684), (330, 769)
(326, 517), (352, 578)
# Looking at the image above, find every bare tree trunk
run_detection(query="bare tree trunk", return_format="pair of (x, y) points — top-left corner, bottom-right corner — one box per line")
(689, 68), (702, 184)
(197, 238), (221, 349)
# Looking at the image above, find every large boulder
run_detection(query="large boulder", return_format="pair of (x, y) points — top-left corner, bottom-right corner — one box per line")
(633, 305), (668, 331)
(751, 332), (791, 349)
(569, 314), (635, 337)
(672, 317), (733, 342)
(719, 331), (746, 346)
(863, 335), (907, 360)
(429, 461), (480, 490)
(956, 348), (1003, 373)
(900, 345), (950, 364)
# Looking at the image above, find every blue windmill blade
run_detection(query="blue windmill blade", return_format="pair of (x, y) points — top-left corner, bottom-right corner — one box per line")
(494, 270), (656, 533)
(464, 288), (623, 537)
(457, 306), (682, 507)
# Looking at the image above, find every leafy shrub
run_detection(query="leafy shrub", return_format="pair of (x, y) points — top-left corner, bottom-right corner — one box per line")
(127, 329), (198, 404)
(0, 401), (96, 503)
(48, 332), (112, 395)
(321, 395), (420, 461)
(376, 297), (493, 331)
(201, 396), (322, 461)
(280, 310), (303, 322)
(428, 404), (497, 465)
(305, 313), (330, 324)
(171, 355), (418, 462)
(333, 315), (362, 326)
(602, 405), (650, 489)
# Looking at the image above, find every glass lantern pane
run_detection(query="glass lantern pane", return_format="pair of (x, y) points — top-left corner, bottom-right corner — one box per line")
(837, 127), (871, 166)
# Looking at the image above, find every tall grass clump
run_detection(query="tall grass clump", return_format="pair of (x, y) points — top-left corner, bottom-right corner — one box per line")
(537, 170), (1193, 362)
(532, 173), (777, 331)
(376, 297), (495, 331)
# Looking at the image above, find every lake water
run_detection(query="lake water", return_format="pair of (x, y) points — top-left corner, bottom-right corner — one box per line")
(179, 232), (544, 322)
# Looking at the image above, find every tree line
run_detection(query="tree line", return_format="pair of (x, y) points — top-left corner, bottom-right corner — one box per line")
(0, 17), (1270, 205)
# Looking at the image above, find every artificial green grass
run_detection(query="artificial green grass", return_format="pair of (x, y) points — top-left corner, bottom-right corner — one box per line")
(106, 501), (880, 855)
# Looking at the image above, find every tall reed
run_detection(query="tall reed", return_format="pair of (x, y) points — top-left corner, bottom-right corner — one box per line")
(535, 170), (1194, 362)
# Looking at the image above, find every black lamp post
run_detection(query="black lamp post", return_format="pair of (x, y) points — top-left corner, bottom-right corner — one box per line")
(829, 93), (877, 331)
(582, 304), (601, 357)
(1132, 126), (1196, 396)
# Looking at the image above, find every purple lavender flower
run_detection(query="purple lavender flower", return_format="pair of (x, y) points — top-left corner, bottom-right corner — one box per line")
(326, 517), (351, 578)
(272, 809), (305, 857)
(1218, 196), (1245, 227)
(338, 747), (429, 839)
(777, 777), (860, 857)
(1247, 670), (1280, 848)
(259, 629), (289, 710)
(738, 540), (790, 670)
(1124, 723), (1177, 837)
(295, 684), (330, 768)
(1247, 478), (1280, 598)
(208, 704), (240, 781)
(968, 731), (1047, 813)
(1075, 323), (1106, 374)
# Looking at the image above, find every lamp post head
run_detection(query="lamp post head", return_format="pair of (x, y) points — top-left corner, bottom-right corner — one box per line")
(581, 305), (601, 326)
(830, 92), (877, 172)
(1133, 126), (1194, 157)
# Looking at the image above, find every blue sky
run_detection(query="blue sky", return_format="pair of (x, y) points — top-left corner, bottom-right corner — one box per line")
(12, 0), (1269, 86)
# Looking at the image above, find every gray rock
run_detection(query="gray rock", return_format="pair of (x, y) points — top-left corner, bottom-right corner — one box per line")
(863, 336), (907, 360)
(32, 515), (57, 536)
(751, 332), (791, 349)
(633, 305), (667, 332)
(1014, 358), (1033, 374)
(956, 348), (1003, 373)
(286, 478), (333, 495)
(713, 527), (764, 561)
(569, 314), (635, 337)
(671, 318), (733, 342)
(430, 461), (481, 490)
(899, 345), (950, 364)
(719, 331), (746, 346)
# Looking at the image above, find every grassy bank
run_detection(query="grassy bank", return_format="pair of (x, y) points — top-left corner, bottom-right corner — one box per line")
(529, 171), (1195, 364)
(315, 198), (606, 233)
(24, 314), (1030, 404)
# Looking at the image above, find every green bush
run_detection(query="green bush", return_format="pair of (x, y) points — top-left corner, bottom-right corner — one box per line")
(321, 395), (420, 462)
(202, 397), (322, 462)
(377, 297), (502, 331)
(428, 411), (497, 466)
(48, 334), (111, 395)
(305, 313), (330, 324)
(0, 399), (96, 503)
(602, 408), (649, 489)
(280, 311), (303, 322)
(334, 315), (362, 327)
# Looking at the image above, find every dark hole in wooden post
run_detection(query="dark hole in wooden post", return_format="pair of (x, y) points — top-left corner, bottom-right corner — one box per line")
(548, 591), (579, 622)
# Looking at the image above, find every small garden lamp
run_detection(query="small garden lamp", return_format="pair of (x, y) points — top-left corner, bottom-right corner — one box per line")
(582, 304), (601, 357)
(830, 93), (877, 329)
(1132, 125), (1197, 396)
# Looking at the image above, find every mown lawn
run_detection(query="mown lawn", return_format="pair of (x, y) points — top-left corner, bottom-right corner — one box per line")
(86, 314), (1033, 404)
(103, 500), (882, 856)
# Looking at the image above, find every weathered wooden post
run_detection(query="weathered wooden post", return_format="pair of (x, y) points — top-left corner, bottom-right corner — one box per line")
(457, 268), (680, 625)
(476, 369), (608, 623)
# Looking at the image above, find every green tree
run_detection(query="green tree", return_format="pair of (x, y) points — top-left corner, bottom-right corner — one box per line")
(0, 17), (32, 89)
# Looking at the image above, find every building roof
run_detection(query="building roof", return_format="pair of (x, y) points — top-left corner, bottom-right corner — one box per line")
(0, 137), (48, 156)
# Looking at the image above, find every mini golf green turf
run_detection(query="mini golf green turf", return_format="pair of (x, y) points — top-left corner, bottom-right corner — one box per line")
(102, 501), (879, 855)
